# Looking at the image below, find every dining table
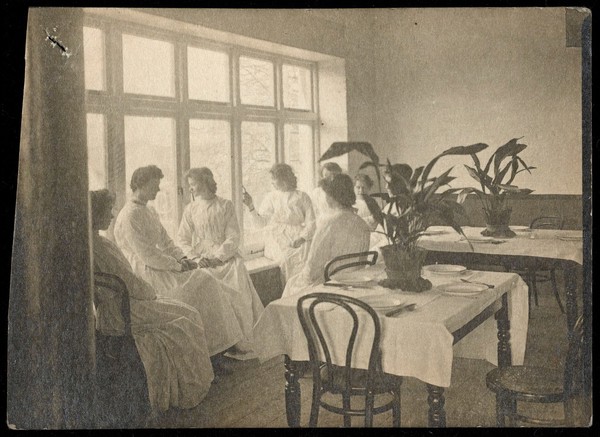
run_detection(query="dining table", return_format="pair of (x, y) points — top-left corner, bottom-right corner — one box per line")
(252, 264), (529, 427)
(417, 225), (590, 401)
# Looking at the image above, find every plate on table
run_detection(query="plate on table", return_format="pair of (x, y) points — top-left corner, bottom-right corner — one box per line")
(422, 264), (467, 276)
(359, 294), (403, 311)
(331, 271), (374, 286)
(421, 227), (448, 236)
(557, 235), (583, 242)
(443, 283), (488, 296)
(464, 237), (507, 244)
(511, 226), (532, 233)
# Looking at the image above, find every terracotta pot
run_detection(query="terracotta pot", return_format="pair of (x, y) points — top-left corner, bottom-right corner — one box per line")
(379, 245), (432, 292)
(481, 208), (516, 238)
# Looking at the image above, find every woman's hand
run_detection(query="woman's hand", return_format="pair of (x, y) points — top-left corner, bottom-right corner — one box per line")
(242, 191), (255, 211)
(291, 237), (306, 248)
(180, 258), (198, 272)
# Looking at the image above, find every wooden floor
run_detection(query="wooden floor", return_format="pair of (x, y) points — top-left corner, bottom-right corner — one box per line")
(150, 274), (587, 428)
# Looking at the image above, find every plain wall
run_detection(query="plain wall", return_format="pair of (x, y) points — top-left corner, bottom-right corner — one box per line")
(371, 8), (582, 195)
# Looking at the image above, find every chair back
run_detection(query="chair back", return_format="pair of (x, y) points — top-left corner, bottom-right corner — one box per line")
(564, 315), (585, 399)
(530, 216), (565, 230)
(93, 271), (133, 336)
(324, 251), (379, 282)
(297, 293), (382, 394)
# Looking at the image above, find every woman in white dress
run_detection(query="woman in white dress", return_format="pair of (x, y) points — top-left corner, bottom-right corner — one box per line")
(310, 162), (343, 227)
(91, 189), (213, 413)
(283, 173), (371, 298)
(242, 163), (316, 283)
(178, 167), (264, 357)
(113, 165), (244, 357)
(353, 173), (381, 231)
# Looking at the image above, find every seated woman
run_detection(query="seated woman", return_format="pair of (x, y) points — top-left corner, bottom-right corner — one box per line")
(178, 167), (264, 359)
(282, 173), (371, 298)
(91, 189), (214, 414)
(114, 165), (246, 357)
(353, 173), (381, 231)
(310, 162), (343, 226)
(242, 163), (316, 283)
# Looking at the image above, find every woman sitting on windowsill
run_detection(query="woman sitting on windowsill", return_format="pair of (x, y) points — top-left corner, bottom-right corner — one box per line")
(242, 163), (316, 284)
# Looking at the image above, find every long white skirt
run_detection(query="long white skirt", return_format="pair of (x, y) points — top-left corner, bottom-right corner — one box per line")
(130, 297), (214, 412)
(139, 268), (244, 356)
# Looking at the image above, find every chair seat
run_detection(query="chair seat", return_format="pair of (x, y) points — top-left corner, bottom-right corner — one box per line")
(486, 366), (565, 403)
(320, 365), (400, 395)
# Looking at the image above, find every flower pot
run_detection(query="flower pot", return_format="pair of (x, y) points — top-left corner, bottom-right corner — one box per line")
(481, 208), (516, 238)
(378, 245), (432, 292)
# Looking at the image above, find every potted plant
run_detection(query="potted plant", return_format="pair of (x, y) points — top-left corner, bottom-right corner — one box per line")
(457, 137), (535, 238)
(319, 142), (482, 292)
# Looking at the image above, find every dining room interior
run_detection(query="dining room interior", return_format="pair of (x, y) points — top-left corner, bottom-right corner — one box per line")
(6, 6), (591, 430)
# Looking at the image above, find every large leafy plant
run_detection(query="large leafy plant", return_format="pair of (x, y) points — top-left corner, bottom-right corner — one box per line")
(319, 142), (485, 253)
(457, 137), (535, 225)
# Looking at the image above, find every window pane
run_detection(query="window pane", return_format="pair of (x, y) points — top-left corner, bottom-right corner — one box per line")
(189, 119), (232, 199)
(188, 47), (230, 102)
(124, 116), (178, 239)
(239, 56), (274, 107)
(83, 27), (105, 91)
(284, 124), (314, 193)
(122, 34), (175, 97)
(282, 64), (312, 110)
(241, 121), (276, 249)
(86, 113), (106, 190)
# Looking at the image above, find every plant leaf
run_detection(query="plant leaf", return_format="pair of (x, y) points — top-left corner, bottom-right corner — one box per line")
(319, 141), (379, 164)
(493, 138), (526, 176)
(441, 142), (489, 157)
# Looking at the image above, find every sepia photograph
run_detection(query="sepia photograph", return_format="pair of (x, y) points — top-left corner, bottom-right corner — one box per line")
(5, 4), (592, 430)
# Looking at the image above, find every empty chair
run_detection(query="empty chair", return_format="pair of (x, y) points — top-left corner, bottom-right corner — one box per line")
(93, 272), (150, 428)
(297, 292), (401, 427)
(486, 315), (584, 426)
(526, 216), (565, 312)
(324, 251), (379, 283)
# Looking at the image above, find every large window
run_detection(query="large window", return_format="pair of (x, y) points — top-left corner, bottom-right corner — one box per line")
(83, 19), (319, 251)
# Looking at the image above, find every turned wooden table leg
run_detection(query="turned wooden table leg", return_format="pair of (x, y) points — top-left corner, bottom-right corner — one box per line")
(426, 384), (446, 427)
(496, 293), (512, 368)
(284, 355), (301, 427)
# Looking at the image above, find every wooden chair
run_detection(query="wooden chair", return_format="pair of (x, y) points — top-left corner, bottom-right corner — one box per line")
(93, 272), (151, 428)
(324, 251), (379, 283)
(521, 216), (565, 313)
(297, 292), (401, 427)
(486, 315), (584, 426)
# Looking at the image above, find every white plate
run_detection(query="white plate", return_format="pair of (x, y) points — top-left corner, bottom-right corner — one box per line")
(557, 235), (583, 242)
(422, 264), (467, 275)
(443, 283), (488, 296)
(359, 294), (403, 310)
(512, 226), (531, 232)
(421, 229), (447, 236)
(330, 273), (373, 285)
(465, 237), (506, 244)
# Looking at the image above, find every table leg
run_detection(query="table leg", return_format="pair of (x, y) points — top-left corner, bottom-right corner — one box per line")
(426, 384), (446, 427)
(284, 355), (301, 427)
(496, 293), (512, 368)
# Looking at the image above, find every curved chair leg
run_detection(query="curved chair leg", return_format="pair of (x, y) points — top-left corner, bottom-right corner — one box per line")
(550, 269), (565, 314)
(365, 392), (375, 427)
(342, 394), (351, 427)
(308, 383), (320, 427)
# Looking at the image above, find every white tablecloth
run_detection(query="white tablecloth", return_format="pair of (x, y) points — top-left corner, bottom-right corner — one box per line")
(417, 226), (583, 265)
(253, 265), (528, 388)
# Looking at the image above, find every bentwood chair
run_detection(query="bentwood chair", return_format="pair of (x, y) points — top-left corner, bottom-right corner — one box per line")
(486, 315), (584, 426)
(93, 272), (150, 428)
(324, 251), (379, 283)
(510, 216), (565, 313)
(297, 292), (402, 427)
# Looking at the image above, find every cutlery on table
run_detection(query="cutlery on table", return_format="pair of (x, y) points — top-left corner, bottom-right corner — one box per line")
(460, 278), (495, 289)
(385, 303), (417, 317)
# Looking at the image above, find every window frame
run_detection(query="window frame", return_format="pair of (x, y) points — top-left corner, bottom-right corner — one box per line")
(83, 15), (320, 251)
